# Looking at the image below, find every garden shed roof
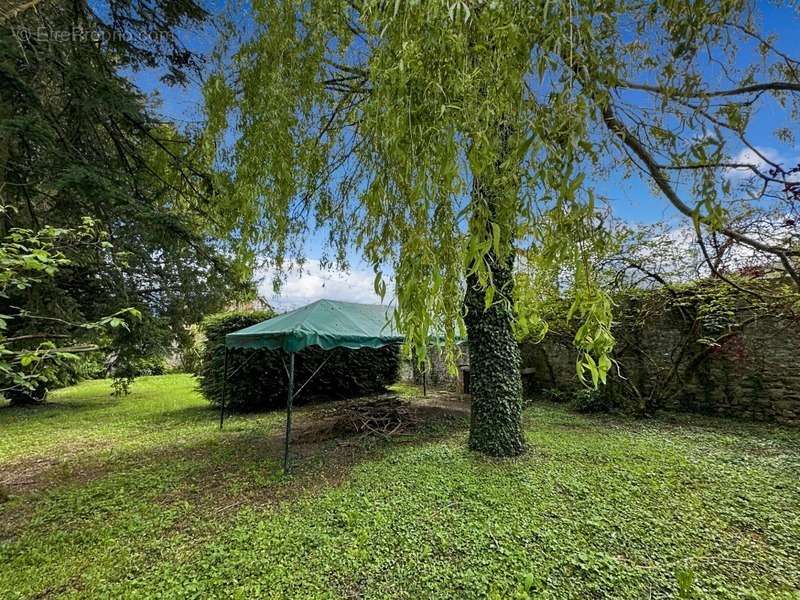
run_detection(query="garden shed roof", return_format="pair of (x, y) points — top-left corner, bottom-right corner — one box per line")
(225, 299), (403, 353)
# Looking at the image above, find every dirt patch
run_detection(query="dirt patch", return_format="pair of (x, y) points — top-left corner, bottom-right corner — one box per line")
(0, 443), (121, 542)
(158, 392), (471, 517)
(0, 456), (61, 490)
(292, 393), (468, 443)
(0, 440), (112, 496)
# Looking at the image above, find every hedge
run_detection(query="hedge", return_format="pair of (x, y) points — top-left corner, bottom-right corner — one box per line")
(198, 310), (400, 410)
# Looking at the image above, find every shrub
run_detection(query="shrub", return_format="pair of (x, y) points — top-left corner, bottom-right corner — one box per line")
(541, 388), (570, 403)
(2, 352), (106, 404)
(128, 355), (169, 376)
(198, 310), (401, 411)
(571, 388), (614, 413)
(174, 324), (203, 374)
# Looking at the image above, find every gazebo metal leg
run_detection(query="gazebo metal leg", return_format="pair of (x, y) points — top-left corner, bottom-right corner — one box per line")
(283, 352), (295, 473)
(219, 348), (229, 429)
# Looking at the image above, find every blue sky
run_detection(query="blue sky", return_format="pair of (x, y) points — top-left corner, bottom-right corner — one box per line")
(131, 1), (800, 308)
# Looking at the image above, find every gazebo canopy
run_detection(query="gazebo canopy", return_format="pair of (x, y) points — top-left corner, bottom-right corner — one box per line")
(221, 299), (405, 473)
(225, 298), (403, 353)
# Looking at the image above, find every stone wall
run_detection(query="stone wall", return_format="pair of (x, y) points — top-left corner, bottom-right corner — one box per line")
(404, 288), (800, 425)
(400, 344), (468, 392)
(521, 296), (800, 425)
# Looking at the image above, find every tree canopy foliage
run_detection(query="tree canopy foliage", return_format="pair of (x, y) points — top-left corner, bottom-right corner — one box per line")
(205, 0), (799, 371)
(0, 0), (253, 399)
(203, 0), (800, 454)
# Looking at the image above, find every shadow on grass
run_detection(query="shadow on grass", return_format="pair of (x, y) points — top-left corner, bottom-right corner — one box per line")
(0, 395), (216, 430)
(524, 399), (800, 466)
(164, 398), (472, 507)
(0, 394), (471, 525)
(0, 399), (112, 414)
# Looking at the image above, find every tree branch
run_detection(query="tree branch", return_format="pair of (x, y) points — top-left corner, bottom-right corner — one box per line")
(618, 80), (800, 98)
(0, 0), (47, 23)
(598, 101), (800, 262)
(4, 334), (71, 343)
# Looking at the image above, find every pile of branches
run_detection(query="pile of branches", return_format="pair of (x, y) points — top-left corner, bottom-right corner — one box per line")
(339, 396), (419, 438)
(296, 395), (421, 442)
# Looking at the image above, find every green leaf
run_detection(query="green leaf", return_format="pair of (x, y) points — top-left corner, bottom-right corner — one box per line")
(491, 222), (501, 257)
(585, 354), (599, 388)
(484, 285), (495, 309)
(514, 135), (535, 162)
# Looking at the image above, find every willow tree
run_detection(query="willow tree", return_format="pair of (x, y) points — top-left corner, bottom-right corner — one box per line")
(205, 0), (799, 456)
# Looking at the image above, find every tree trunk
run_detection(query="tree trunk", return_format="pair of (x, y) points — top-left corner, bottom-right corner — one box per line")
(464, 180), (526, 457)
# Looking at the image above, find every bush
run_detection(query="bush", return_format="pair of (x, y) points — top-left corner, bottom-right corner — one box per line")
(571, 388), (614, 413)
(541, 388), (570, 403)
(2, 352), (106, 404)
(174, 324), (203, 374)
(128, 355), (169, 376)
(198, 310), (401, 411)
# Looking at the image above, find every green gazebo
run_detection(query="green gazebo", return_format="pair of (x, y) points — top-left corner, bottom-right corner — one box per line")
(221, 299), (403, 471)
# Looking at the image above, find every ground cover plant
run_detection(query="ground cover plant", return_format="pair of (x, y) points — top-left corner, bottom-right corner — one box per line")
(1, 374), (798, 599)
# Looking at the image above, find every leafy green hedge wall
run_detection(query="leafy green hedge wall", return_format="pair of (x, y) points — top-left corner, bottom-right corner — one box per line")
(198, 311), (400, 410)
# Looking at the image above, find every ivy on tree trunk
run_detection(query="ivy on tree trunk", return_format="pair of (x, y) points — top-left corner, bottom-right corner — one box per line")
(464, 177), (526, 458)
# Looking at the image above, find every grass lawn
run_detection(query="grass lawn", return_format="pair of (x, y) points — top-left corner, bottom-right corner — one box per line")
(1, 374), (798, 599)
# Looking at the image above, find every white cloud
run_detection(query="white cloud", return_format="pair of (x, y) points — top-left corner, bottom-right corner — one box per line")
(257, 260), (394, 311)
(724, 146), (786, 180)
(645, 221), (795, 280)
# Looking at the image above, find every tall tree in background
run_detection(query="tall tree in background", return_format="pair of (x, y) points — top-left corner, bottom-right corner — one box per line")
(0, 0), (253, 401)
(206, 0), (798, 456)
